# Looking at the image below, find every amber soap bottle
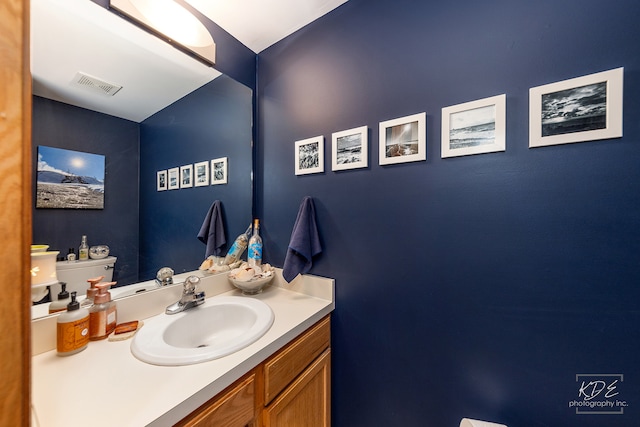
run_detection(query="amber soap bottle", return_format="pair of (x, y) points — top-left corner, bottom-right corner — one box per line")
(89, 282), (117, 340)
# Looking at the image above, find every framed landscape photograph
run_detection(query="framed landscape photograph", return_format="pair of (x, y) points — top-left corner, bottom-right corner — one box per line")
(157, 170), (167, 191)
(441, 94), (506, 158)
(194, 161), (209, 187)
(211, 157), (228, 185)
(180, 164), (193, 188)
(379, 112), (426, 165)
(36, 146), (105, 209)
(529, 67), (623, 148)
(295, 136), (324, 175)
(332, 126), (368, 171)
(168, 167), (179, 190)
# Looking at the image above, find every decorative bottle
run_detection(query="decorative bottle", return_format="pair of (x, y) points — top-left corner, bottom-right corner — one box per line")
(78, 235), (89, 261)
(224, 224), (252, 265)
(56, 292), (90, 356)
(247, 219), (263, 267)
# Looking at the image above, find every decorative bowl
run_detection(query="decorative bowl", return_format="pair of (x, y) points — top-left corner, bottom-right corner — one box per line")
(89, 245), (110, 259)
(31, 244), (49, 253)
(228, 274), (274, 295)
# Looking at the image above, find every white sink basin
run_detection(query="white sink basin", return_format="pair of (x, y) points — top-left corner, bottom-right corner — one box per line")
(131, 296), (274, 366)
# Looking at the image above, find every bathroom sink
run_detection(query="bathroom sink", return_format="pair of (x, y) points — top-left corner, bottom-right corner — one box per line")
(131, 296), (274, 366)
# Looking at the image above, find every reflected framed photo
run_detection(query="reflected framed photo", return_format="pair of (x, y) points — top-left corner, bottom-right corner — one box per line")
(180, 164), (193, 188)
(211, 157), (228, 185)
(157, 170), (167, 191)
(295, 136), (324, 175)
(332, 126), (368, 171)
(529, 67), (623, 148)
(194, 161), (209, 187)
(168, 167), (179, 190)
(379, 112), (426, 165)
(441, 94), (506, 158)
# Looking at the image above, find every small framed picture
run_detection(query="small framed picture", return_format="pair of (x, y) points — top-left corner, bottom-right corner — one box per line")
(441, 94), (506, 158)
(529, 67), (623, 148)
(194, 161), (209, 187)
(167, 167), (179, 190)
(211, 157), (228, 185)
(180, 164), (193, 188)
(295, 136), (324, 175)
(332, 126), (368, 171)
(379, 112), (426, 165)
(156, 170), (167, 191)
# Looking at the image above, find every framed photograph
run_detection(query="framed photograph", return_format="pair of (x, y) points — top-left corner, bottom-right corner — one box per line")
(156, 170), (167, 191)
(379, 112), (426, 165)
(194, 161), (209, 187)
(211, 157), (228, 185)
(180, 164), (193, 188)
(332, 126), (368, 171)
(36, 146), (105, 209)
(167, 167), (179, 190)
(295, 136), (324, 175)
(441, 94), (506, 158)
(529, 67), (623, 148)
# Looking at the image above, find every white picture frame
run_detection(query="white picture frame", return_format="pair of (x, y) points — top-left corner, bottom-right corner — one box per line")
(156, 170), (167, 191)
(295, 136), (324, 175)
(211, 157), (228, 185)
(332, 126), (368, 171)
(441, 94), (506, 158)
(379, 112), (426, 165)
(167, 167), (179, 190)
(180, 164), (193, 188)
(529, 67), (623, 148)
(194, 161), (209, 187)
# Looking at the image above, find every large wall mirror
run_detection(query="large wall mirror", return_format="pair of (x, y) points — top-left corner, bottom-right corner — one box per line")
(30, 0), (253, 318)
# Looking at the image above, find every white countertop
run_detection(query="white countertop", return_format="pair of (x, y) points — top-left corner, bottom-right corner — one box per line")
(31, 270), (334, 427)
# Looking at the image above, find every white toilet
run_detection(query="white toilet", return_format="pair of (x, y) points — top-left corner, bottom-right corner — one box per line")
(53, 256), (117, 298)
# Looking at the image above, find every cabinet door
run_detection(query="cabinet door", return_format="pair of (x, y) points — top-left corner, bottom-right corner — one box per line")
(264, 349), (331, 427)
(177, 374), (255, 427)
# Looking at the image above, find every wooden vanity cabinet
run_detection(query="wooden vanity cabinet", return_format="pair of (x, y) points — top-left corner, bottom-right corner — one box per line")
(178, 315), (331, 427)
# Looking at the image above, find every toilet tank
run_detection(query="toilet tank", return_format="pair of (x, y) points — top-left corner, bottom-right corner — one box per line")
(54, 256), (117, 297)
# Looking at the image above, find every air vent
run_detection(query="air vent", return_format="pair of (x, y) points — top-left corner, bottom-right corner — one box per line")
(72, 72), (123, 96)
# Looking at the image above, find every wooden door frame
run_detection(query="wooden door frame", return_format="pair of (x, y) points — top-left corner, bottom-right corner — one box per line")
(0, 0), (32, 425)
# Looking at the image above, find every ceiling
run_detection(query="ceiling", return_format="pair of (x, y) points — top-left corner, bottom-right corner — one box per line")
(31, 0), (348, 123)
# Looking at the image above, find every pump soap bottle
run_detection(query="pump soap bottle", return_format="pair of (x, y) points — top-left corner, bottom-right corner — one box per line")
(49, 282), (71, 314)
(89, 282), (117, 340)
(81, 275), (105, 308)
(57, 292), (90, 356)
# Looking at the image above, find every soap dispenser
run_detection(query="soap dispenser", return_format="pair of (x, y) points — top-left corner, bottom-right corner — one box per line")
(81, 275), (105, 308)
(89, 282), (117, 340)
(56, 292), (90, 356)
(49, 282), (71, 314)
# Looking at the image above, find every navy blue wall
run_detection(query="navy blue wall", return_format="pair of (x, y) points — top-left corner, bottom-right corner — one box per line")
(32, 96), (140, 287)
(257, 0), (640, 425)
(139, 75), (253, 280)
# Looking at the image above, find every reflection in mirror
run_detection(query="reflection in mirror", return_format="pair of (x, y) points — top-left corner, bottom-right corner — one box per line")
(31, 0), (253, 319)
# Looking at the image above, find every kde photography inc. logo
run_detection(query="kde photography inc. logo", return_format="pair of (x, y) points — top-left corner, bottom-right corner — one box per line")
(569, 374), (628, 415)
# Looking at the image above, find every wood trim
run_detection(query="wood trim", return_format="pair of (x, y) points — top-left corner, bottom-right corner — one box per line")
(0, 0), (32, 425)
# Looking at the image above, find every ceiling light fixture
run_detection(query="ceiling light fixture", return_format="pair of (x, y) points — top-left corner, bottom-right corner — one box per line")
(110, 0), (215, 66)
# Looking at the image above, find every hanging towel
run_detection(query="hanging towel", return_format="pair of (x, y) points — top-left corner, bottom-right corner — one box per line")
(197, 200), (226, 258)
(283, 196), (322, 282)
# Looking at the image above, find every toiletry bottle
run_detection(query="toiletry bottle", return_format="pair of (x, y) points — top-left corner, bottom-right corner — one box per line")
(89, 282), (117, 340)
(81, 275), (104, 308)
(247, 219), (263, 267)
(78, 235), (89, 261)
(66, 248), (76, 262)
(49, 282), (71, 314)
(224, 224), (252, 265)
(57, 292), (90, 356)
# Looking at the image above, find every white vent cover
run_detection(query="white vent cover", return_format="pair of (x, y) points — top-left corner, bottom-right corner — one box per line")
(71, 72), (123, 96)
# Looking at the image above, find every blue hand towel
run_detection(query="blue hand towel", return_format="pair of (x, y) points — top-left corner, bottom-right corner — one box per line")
(197, 200), (226, 258)
(283, 196), (322, 282)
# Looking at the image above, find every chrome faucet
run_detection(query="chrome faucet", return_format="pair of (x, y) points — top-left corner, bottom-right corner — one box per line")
(165, 275), (205, 314)
(156, 267), (174, 287)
